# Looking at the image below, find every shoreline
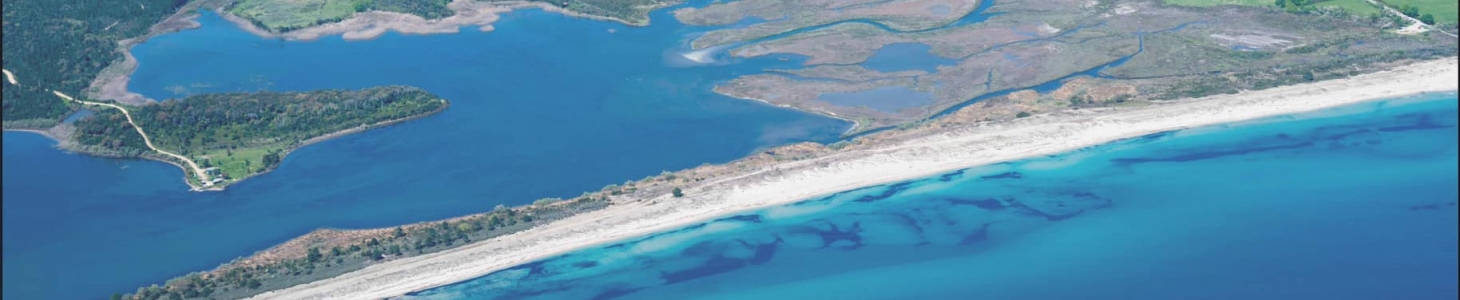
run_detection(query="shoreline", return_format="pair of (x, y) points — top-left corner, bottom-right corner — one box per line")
(214, 0), (658, 43)
(88, 1), (212, 105)
(86, 0), (666, 105)
(3, 127), (207, 191)
(247, 58), (1459, 300)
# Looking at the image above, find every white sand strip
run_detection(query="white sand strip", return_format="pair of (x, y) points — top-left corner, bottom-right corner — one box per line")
(249, 57), (1459, 300)
(3, 68), (18, 85)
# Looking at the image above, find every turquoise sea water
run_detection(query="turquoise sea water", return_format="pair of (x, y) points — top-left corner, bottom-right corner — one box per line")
(403, 95), (1459, 300)
(3, 3), (862, 299)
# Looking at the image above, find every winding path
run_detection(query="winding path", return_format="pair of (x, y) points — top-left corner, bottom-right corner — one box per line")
(2, 68), (213, 187)
(50, 90), (214, 186)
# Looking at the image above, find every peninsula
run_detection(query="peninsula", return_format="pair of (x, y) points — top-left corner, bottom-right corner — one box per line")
(64, 86), (449, 190)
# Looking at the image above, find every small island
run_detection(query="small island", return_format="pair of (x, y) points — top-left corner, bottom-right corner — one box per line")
(64, 86), (449, 190)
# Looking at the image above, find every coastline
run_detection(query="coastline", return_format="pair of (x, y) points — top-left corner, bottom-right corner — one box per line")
(214, 0), (663, 43)
(86, 0), (668, 105)
(3, 127), (206, 191)
(88, 1), (212, 105)
(3, 128), (57, 140)
(246, 58), (1459, 300)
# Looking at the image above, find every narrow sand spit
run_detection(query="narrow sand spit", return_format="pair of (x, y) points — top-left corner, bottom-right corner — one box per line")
(2, 68), (18, 85)
(250, 57), (1458, 300)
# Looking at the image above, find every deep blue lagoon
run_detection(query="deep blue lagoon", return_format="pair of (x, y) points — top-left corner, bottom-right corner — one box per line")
(2, 5), (850, 300)
(403, 95), (1459, 300)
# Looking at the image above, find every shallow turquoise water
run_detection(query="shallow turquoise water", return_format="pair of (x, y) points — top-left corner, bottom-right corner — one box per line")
(403, 94), (1459, 300)
(3, 3), (856, 299)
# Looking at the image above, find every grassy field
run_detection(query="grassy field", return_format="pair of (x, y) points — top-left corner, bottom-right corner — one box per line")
(1316, 0), (1382, 16)
(1163, 0), (1272, 7)
(226, 0), (454, 32)
(228, 0), (363, 32)
(1165, 0), (1384, 16)
(199, 146), (284, 182)
(1380, 0), (1458, 23)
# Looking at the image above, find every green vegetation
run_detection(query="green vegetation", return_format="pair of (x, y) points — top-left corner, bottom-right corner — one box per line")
(226, 0), (682, 32)
(1163, 0), (1272, 7)
(1312, 0), (1382, 16)
(70, 86), (448, 186)
(672, 187), (684, 197)
(1, 0), (189, 128)
(226, 0), (451, 32)
(486, 0), (682, 25)
(1167, 0), (1382, 16)
(117, 197), (609, 300)
(1382, 0), (1457, 24)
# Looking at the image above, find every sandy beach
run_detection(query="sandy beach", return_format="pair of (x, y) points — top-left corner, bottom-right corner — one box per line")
(245, 57), (1455, 299)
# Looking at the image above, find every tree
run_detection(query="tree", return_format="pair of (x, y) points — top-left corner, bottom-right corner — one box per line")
(1274, 0), (1286, 8)
(1420, 13), (1435, 25)
(1016, 111), (1032, 118)
(672, 187), (684, 198)
(261, 152), (280, 167)
(1400, 5), (1419, 18)
(306, 247), (323, 263)
(393, 227), (406, 238)
(457, 222), (476, 232)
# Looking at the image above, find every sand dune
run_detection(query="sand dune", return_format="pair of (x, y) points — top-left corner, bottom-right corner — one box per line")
(249, 57), (1459, 300)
